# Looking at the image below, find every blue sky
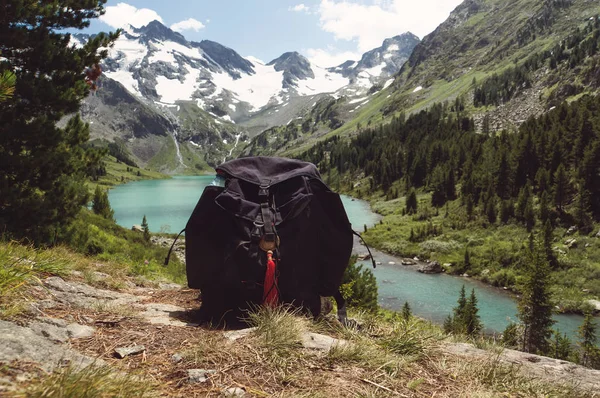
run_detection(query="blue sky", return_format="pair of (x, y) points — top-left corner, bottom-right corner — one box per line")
(88, 0), (464, 67)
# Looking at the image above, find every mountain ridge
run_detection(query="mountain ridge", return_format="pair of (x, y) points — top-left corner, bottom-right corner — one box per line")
(74, 20), (419, 172)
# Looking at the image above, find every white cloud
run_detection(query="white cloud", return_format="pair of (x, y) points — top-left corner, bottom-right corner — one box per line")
(317, 0), (463, 52)
(289, 4), (310, 12)
(99, 2), (163, 29)
(305, 47), (360, 68)
(171, 18), (206, 32)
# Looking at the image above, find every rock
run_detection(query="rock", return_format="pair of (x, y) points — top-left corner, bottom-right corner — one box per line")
(132, 225), (144, 232)
(158, 282), (182, 290)
(586, 300), (600, 314)
(357, 253), (371, 261)
(70, 270), (84, 278)
(222, 387), (246, 397)
(462, 273), (470, 277)
(66, 323), (96, 339)
(401, 258), (416, 265)
(413, 256), (420, 261)
(93, 271), (110, 280)
(376, 262), (382, 266)
(301, 332), (346, 351)
(138, 303), (197, 327)
(418, 261), (443, 274)
(388, 261), (396, 265)
(29, 320), (69, 343)
(443, 263), (452, 268)
(43, 277), (141, 308)
(566, 226), (578, 235)
(445, 342), (600, 391)
(0, 320), (100, 373)
(187, 369), (216, 384)
(585, 243), (591, 248)
(172, 353), (183, 363)
(223, 328), (256, 342)
(565, 239), (578, 249)
(553, 246), (567, 255)
(596, 230), (600, 238)
(114, 345), (145, 359)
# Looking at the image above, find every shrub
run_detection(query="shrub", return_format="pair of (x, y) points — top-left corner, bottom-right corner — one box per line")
(341, 256), (378, 312)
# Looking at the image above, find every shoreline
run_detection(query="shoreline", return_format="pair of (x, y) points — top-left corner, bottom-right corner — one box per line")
(350, 194), (598, 317)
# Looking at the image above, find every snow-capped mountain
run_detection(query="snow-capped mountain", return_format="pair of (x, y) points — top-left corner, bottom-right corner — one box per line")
(73, 20), (419, 172)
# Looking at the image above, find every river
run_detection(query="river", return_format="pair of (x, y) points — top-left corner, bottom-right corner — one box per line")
(109, 176), (586, 338)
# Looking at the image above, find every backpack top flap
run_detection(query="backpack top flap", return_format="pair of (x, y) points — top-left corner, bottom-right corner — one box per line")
(214, 177), (313, 225)
(216, 156), (321, 186)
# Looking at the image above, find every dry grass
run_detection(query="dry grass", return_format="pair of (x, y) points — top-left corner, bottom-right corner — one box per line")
(18, 365), (155, 398)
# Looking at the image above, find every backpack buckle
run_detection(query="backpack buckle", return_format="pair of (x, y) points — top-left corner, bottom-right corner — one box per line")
(259, 233), (280, 251)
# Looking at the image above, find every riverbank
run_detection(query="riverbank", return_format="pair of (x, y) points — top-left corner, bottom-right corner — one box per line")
(88, 155), (172, 194)
(347, 186), (600, 316)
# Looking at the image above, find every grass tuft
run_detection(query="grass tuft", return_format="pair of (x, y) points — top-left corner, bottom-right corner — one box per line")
(21, 365), (155, 398)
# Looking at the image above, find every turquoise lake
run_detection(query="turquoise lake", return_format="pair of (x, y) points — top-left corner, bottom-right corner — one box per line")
(109, 176), (586, 338)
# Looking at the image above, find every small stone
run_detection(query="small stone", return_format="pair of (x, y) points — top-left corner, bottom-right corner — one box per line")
(301, 332), (346, 351)
(222, 387), (246, 397)
(93, 272), (110, 280)
(187, 369), (216, 384)
(376, 262), (382, 266)
(66, 324), (95, 339)
(565, 239), (578, 249)
(224, 328), (256, 342)
(114, 345), (145, 359)
(566, 226), (578, 235)
(172, 353), (183, 363)
(388, 261), (396, 265)
(70, 270), (84, 278)
(413, 256), (420, 261)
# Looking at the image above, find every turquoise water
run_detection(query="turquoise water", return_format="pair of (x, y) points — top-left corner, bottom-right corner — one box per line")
(109, 176), (586, 338)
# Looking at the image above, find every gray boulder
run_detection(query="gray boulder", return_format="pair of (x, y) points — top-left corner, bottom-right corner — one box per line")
(418, 261), (443, 274)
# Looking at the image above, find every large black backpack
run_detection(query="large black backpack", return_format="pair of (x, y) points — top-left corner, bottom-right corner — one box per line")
(171, 156), (373, 326)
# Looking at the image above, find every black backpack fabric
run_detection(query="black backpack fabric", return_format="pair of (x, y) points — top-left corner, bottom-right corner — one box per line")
(182, 156), (366, 326)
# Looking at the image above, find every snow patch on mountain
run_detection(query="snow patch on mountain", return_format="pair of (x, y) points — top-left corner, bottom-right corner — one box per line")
(295, 66), (348, 96)
(155, 67), (200, 103)
(210, 60), (284, 110)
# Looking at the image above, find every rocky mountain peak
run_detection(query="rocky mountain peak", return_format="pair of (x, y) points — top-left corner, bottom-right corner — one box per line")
(268, 51), (315, 88)
(133, 20), (188, 46)
(192, 40), (255, 79)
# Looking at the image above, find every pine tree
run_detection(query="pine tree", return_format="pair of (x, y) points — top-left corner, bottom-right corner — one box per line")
(92, 186), (114, 221)
(463, 289), (483, 337)
(542, 220), (557, 269)
(539, 192), (551, 224)
(142, 215), (151, 242)
(578, 311), (598, 368)
(0, 1), (119, 243)
(464, 248), (471, 270)
(406, 188), (418, 214)
(517, 245), (555, 354)
(402, 302), (412, 321)
(553, 164), (569, 211)
(551, 330), (572, 361)
(500, 199), (514, 224)
(502, 322), (520, 348)
(486, 196), (497, 224)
